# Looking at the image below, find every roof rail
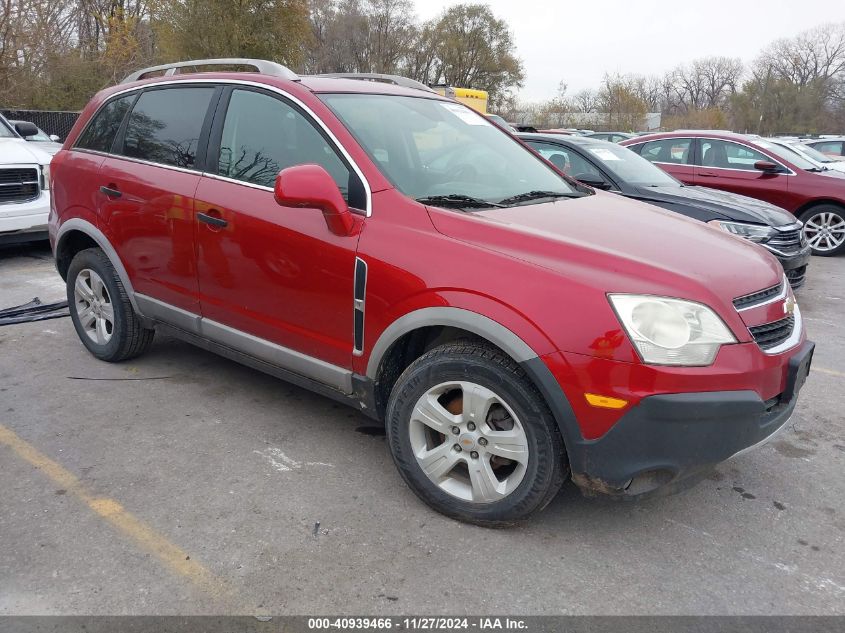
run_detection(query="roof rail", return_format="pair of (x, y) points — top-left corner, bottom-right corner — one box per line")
(311, 73), (435, 93)
(121, 58), (299, 84)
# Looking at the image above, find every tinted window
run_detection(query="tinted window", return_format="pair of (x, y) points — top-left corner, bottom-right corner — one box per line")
(527, 141), (603, 179)
(699, 140), (770, 170)
(120, 87), (215, 169)
(218, 89), (354, 202)
(75, 95), (134, 152)
(638, 138), (692, 165)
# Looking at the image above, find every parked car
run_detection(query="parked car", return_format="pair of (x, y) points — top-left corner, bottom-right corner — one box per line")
(0, 113), (53, 245)
(803, 137), (845, 158)
(50, 59), (813, 525)
(622, 131), (845, 256)
(519, 133), (811, 288)
(485, 114), (517, 133)
(10, 120), (63, 155)
(586, 131), (635, 143)
(765, 137), (845, 173)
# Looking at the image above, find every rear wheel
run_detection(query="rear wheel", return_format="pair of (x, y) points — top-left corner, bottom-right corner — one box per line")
(67, 248), (154, 361)
(386, 341), (567, 526)
(800, 204), (845, 256)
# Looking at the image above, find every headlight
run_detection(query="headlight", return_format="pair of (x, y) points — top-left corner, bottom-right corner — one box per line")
(708, 220), (775, 243)
(608, 294), (736, 366)
(41, 164), (51, 190)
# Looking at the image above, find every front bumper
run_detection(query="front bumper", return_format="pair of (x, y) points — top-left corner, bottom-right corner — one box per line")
(565, 340), (814, 497)
(0, 191), (50, 244)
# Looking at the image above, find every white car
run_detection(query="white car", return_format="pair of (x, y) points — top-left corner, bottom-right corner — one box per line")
(10, 120), (63, 156)
(0, 115), (52, 244)
(765, 136), (845, 173)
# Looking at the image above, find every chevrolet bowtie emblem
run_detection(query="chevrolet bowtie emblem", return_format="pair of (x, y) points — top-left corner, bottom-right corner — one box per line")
(784, 297), (797, 315)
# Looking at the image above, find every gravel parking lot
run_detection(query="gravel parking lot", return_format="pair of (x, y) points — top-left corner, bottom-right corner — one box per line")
(1, 242), (843, 616)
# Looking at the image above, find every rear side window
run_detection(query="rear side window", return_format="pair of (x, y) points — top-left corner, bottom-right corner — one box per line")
(810, 141), (844, 156)
(75, 95), (134, 153)
(119, 87), (215, 169)
(638, 138), (692, 165)
(216, 89), (358, 205)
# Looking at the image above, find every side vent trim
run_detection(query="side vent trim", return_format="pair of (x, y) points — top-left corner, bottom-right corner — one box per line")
(353, 257), (367, 355)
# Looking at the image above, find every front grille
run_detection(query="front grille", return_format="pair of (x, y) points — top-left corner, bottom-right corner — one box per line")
(0, 168), (39, 203)
(785, 265), (807, 289)
(733, 281), (783, 310)
(765, 228), (803, 254)
(749, 315), (795, 350)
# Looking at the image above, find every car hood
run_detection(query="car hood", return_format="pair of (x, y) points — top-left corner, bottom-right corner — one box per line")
(0, 137), (53, 164)
(426, 191), (783, 308)
(630, 184), (796, 226)
(29, 141), (63, 156)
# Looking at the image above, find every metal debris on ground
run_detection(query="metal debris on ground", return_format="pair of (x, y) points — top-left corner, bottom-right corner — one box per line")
(0, 297), (69, 326)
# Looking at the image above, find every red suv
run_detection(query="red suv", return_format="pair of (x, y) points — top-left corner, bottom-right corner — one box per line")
(622, 131), (845, 256)
(50, 60), (813, 525)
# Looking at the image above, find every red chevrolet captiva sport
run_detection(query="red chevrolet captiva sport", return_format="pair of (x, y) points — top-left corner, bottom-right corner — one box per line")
(49, 59), (813, 525)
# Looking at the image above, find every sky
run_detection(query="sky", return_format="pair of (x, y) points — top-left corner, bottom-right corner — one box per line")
(413, 0), (845, 101)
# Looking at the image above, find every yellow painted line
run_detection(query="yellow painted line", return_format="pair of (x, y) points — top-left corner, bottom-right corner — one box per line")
(814, 366), (845, 379)
(0, 424), (238, 607)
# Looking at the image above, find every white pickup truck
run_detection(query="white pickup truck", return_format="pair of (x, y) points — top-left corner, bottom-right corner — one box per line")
(0, 114), (53, 244)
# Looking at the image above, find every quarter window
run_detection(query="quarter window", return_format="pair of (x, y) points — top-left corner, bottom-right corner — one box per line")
(217, 89), (357, 205)
(699, 140), (768, 171)
(75, 94), (135, 153)
(120, 87), (215, 169)
(638, 138), (692, 165)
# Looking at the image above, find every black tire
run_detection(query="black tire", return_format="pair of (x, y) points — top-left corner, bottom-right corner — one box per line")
(386, 341), (567, 527)
(799, 204), (845, 256)
(66, 247), (154, 362)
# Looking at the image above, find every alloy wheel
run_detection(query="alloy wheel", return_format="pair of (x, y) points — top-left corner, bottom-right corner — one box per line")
(73, 268), (114, 345)
(409, 381), (529, 503)
(803, 210), (845, 253)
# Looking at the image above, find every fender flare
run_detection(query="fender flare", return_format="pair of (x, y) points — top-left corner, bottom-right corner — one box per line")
(365, 306), (537, 379)
(55, 218), (140, 313)
(365, 306), (584, 452)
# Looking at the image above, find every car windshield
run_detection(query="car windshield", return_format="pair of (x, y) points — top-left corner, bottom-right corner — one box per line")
(0, 118), (15, 138)
(583, 143), (679, 187)
(321, 93), (580, 206)
(791, 142), (837, 164)
(755, 139), (818, 170)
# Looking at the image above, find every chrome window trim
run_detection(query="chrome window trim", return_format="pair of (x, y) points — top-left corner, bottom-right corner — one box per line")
(735, 275), (788, 312)
(71, 78), (373, 216)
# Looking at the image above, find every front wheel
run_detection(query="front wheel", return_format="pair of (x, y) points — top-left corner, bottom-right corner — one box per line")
(800, 205), (845, 256)
(386, 342), (567, 526)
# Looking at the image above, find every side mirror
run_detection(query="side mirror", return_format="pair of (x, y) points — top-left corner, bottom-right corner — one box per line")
(49, 134), (61, 142)
(274, 164), (356, 236)
(575, 174), (613, 190)
(14, 121), (39, 138)
(754, 160), (782, 173)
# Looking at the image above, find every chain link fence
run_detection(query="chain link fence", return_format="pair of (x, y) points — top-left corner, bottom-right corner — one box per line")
(1, 109), (81, 141)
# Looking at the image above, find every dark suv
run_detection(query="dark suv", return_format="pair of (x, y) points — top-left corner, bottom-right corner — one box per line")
(49, 60), (813, 525)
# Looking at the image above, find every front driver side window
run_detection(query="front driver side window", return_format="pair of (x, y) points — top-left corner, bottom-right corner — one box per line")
(218, 89), (361, 207)
(528, 141), (602, 179)
(699, 140), (768, 171)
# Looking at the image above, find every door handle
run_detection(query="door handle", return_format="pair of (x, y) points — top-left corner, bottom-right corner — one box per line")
(197, 212), (228, 228)
(698, 171), (718, 177)
(100, 185), (122, 198)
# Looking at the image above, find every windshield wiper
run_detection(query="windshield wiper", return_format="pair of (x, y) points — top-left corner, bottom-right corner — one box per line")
(415, 194), (505, 209)
(497, 190), (580, 205)
(806, 167), (827, 172)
